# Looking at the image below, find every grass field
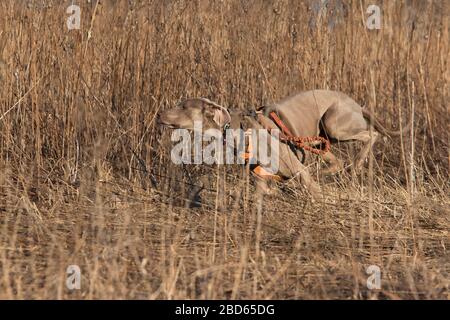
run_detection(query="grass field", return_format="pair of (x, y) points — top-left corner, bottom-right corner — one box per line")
(0, 0), (448, 299)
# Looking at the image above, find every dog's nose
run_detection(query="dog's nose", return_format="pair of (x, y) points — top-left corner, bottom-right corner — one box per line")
(158, 113), (177, 128)
(158, 113), (169, 125)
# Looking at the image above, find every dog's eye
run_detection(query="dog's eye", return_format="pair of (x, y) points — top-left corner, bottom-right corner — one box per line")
(223, 123), (230, 130)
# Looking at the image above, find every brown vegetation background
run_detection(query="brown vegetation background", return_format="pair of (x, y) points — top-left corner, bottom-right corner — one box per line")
(0, 0), (448, 299)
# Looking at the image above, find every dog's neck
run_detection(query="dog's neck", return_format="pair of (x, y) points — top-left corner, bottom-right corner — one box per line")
(230, 109), (276, 132)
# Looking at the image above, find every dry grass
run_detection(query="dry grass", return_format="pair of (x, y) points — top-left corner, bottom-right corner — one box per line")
(0, 0), (448, 299)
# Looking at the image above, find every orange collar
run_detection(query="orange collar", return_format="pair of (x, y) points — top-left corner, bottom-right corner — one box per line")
(241, 129), (282, 182)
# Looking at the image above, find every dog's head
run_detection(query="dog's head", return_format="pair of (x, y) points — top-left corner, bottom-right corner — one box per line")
(159, 98), (232, 132)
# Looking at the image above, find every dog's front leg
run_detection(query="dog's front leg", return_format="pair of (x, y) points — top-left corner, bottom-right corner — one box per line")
(295, 165), (321, 198)
(321, 151), (344, 175)
(278, 143), (321, 199)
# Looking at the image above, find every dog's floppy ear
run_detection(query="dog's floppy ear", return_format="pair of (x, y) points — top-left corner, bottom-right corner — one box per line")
(212, 107), (231, 127)
(201, 99), (231, 127)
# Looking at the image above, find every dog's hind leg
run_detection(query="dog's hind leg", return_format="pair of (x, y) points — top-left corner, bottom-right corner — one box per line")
(344, 130), (379, 171)
(321, 103), (378, 173)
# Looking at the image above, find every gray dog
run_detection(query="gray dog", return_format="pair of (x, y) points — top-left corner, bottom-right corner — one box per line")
(159, 90), (410, 197)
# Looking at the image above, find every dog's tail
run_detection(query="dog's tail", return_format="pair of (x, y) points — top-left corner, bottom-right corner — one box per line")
(362, 108), (411, 137)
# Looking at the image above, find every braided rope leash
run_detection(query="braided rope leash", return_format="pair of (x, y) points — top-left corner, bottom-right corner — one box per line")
(268, 111), (331, 156)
